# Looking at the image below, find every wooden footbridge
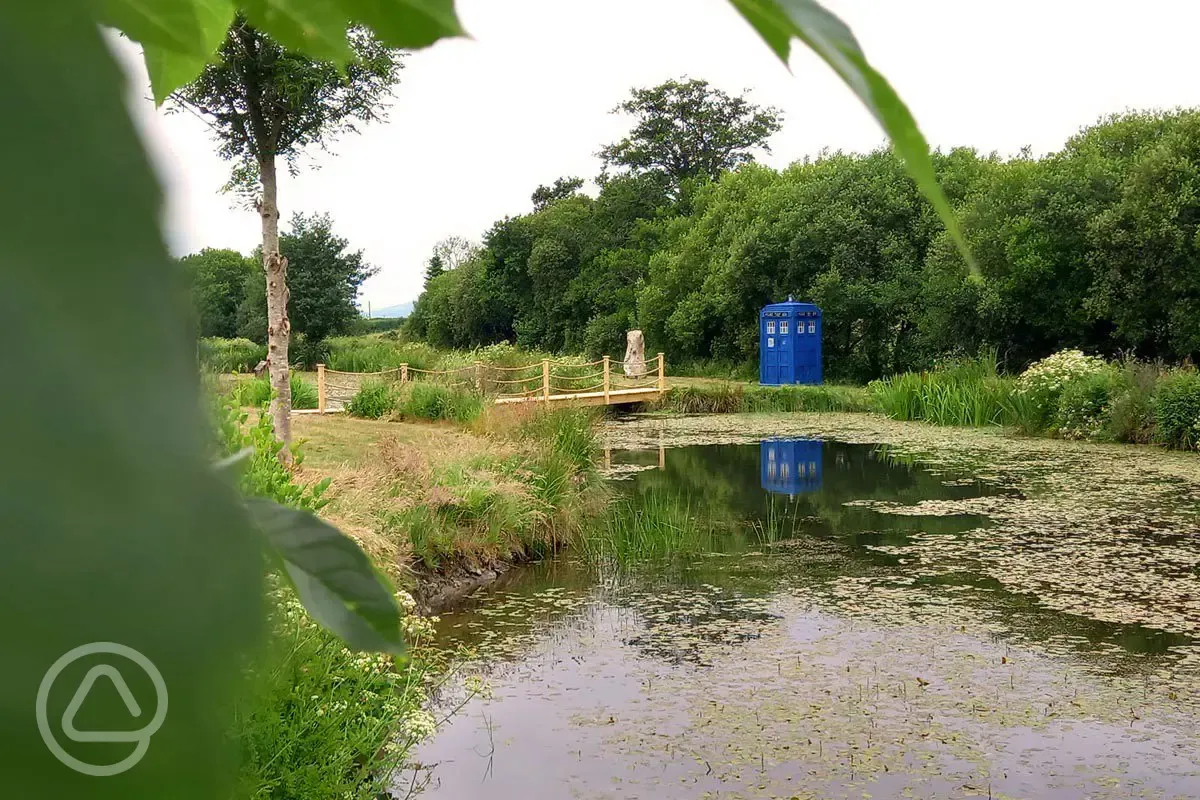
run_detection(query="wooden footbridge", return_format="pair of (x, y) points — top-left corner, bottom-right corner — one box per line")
(311, 353), (667, 413)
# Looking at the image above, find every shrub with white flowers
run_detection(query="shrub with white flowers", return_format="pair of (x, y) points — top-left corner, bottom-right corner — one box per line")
(1017, 349), (1108, 427)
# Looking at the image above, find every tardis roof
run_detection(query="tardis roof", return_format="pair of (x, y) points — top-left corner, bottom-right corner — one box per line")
(762, 300), (820, 314)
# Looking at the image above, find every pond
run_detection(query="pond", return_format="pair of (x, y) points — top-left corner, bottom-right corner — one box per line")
(395, 413), (1200, 800)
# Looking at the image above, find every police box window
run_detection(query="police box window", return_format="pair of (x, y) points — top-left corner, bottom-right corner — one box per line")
(807, 321), (816, 334)
(780, 320), (789, 334)
(766, 320), (776, 334)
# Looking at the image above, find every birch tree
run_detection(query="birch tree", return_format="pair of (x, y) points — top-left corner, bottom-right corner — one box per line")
(173, 19), (401, 451)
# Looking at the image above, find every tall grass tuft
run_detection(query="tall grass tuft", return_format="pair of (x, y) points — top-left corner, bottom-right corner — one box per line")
(346, 379), (398, 419)
(514, 408), (599, 472)
(399, 382), (483, 423)
(582, 496), (716, 563)
(229, 374), (317, 409)
(870, 354), (1014, 427)
(1153, 370), (1200, 450)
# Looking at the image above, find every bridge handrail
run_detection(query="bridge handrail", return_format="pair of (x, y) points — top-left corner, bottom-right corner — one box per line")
(312, 352), (666, 412)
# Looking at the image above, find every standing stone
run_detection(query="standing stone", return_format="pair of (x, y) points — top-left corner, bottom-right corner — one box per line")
(624, 330), (646, 378)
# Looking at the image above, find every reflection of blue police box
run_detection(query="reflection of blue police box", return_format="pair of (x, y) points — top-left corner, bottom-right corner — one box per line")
(759, 298), (822, 385)
(760, 439), (824, 496)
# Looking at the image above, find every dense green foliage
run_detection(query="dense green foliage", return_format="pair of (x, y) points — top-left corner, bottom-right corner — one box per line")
(407, 110), (1200, 380)
(172, 20), (403, 193)
(401, 382), (483, 423)
(598, 78), (781, 194)
(184, 248), (259, 337)
(346, 379), (483, 423)
(234, 214), (377, 348)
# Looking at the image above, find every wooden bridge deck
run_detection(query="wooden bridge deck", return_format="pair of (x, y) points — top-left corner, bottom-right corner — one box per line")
(493, 386), (665, 407)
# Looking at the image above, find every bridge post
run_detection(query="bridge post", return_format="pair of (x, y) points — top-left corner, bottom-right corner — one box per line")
(657, 353), (666, 394)
(474, 360), (483, 394)
(316, 363), (326, 413)
(603, 356), (611, 404)
(400, 363), (408, 383)
(542, 359), (551, 406)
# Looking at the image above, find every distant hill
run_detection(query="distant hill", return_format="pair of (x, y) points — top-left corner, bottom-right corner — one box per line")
(370, 301), (413, 319)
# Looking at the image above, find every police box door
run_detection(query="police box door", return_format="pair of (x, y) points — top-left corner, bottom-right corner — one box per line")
(763, 314), (793, 383)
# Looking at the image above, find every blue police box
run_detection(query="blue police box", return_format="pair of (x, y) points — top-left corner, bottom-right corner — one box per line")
(759, 298), (822, 385)
(760, 438), (824, 496)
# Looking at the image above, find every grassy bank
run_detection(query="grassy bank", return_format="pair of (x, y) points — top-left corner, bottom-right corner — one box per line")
(211, 398), (442, 799)
(295, 404), (602, 572)
(656, 382), (869, 414)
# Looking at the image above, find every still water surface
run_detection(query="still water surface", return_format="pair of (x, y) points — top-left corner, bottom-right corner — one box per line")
(398, 416), (1200, 799)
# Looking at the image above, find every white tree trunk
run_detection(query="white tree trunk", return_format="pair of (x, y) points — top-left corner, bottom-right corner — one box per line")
(259, 156), (292, 460)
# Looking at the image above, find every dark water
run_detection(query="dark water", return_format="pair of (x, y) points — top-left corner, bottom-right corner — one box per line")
(397, 437), (1200, 799)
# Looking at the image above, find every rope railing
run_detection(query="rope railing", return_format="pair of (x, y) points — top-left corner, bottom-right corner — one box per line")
(311, 351), (667, 412)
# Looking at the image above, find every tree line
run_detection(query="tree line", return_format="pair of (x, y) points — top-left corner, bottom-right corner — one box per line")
(406, 86), (1200, 382)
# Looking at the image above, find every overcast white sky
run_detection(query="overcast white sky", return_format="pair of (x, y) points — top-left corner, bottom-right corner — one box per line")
(119, 0), (1200, 309)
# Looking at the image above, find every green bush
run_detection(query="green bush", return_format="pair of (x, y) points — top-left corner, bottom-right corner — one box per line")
(212, 395), (329, 509)
(326, 336), (444, 372)
(1103, 359), (1159, 443)
(199, 336), (266, 373)
(1014, 349), (1108, 431)
(1154, 370), (1200, 450)
(400, 382), (483, 423)
(1054, 369), (1118, 440)
(346, 379), (398, 419)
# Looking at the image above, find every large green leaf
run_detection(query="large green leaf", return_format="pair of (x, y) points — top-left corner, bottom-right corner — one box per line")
(338, 0), (466, 48)
(94, 0), (234, 55)
(144, 43), (210, 104)
(247, 498), (406, 653)
(0, 2), (263, 796)
(240, 0), (354, 62)
(730, 0), (977, 273)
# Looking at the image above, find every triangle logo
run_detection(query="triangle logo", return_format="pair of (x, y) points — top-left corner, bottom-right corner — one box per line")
(61, 665), (144, 743)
